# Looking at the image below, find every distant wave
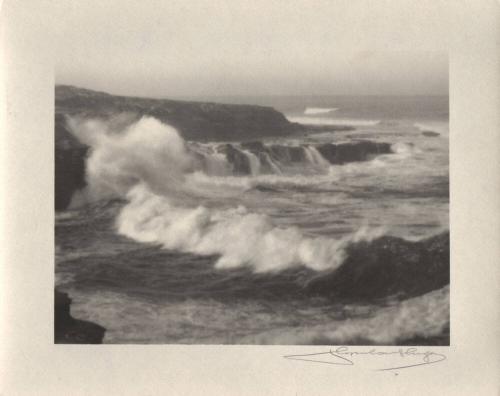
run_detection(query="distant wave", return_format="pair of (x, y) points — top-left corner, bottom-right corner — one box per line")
(303, 107), (338, 115)
(414, 121), (449, 137)
(287, 116), (381, 126)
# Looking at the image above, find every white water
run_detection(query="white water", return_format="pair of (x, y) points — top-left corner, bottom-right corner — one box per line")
(241, 149), (261, 175)
(287, 116), (381, 126)
(58, 106), (449, 345)
(304, 107), (338, 115)
(304, 146), (331, 168)
(67, 116), (389, 273)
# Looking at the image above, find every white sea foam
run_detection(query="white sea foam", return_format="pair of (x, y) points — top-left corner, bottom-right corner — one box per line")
(304, 146), (331, 168)
(72, 116), (386, 273)
(68, 116), (195, 200)
(287, 116), (380, 126)
(117, 184), (385, 273)
(241, 149), (261, 175)
(303, 107), (338, 115)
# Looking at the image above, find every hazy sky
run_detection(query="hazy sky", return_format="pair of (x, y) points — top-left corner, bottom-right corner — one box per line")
(54, 0), (449, 97)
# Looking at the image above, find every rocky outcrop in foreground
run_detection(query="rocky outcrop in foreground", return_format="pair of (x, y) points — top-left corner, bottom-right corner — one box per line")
(55, 114), (88, 210)
(306, 232), (449, 300)
(55, 289), (105, 344)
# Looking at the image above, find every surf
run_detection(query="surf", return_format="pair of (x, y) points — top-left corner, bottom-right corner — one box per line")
(303, 107), (338, 115)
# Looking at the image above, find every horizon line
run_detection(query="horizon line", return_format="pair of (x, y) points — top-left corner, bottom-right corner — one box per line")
(55, 84), (449, 99)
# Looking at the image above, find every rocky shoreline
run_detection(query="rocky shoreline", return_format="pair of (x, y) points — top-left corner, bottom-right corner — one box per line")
(55, 85), (304, 210)
(54, 289), (106, 344)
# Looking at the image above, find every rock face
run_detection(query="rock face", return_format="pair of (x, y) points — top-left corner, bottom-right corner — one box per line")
(55, 115), (88, 210)
(306, 232), (449, 300)
(54, 289), (106, 344)
(217, 144), (253, 175)
(316, 141), (392, 164)
(55, 85), (302, 141)
(235, 140), (393, 172)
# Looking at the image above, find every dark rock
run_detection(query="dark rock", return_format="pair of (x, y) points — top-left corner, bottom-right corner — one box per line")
(268, 145), (306, 163)
(316, 141), (392, 164)
(301, 124), (356, 132)
(306, 232), (449, 300)
(421, 130), (440, 137)
(217, 144), (251, 175)
(240, 141), (266, 151)
(55, 289), (106, 344)
(55, 114), (89, 210)
(55, 147), (88, 210)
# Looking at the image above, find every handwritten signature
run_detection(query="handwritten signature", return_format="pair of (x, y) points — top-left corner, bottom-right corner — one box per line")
(284, 346), (446, 371)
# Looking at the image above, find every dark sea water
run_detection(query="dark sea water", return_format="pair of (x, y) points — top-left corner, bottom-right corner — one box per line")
(55, 95), (449, 344)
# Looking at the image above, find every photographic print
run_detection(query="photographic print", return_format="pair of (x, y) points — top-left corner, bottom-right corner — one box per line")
(53, 4), (449, 346)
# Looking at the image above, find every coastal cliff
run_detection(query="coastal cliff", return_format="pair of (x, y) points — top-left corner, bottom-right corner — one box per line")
(55, 85), (302, 141)
(55, 85), (303, 210)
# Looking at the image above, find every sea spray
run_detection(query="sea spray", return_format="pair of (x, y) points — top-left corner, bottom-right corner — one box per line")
(68, 116), (194, 200)
(70, 115), (386, 273)
(303, 107), (338, 115)
(117, 184), (385, 272)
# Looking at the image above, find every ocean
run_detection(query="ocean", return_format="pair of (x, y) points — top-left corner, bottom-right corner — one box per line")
(55, 95), (449, 344)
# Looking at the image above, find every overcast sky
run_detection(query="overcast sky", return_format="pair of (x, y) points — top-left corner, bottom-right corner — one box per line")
(53, 0), (449, 97)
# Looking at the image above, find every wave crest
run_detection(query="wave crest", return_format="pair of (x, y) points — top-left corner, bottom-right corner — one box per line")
(65, 115), (438, 275)
(118, 184), (385, 273)
(303, 107), (338, 115)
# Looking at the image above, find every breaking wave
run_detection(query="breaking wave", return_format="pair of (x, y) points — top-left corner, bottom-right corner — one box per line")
(66, 116), (399, 273)
(67, 115), (395, 196)
(118, 185), (386, 272)
(303, 107), (338, 115)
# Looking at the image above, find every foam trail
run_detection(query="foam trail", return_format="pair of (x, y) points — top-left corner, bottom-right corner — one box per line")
(262, 152), (282, 174)
(304, 107), (338, 115)
(304, 146), (330, 168)
(202, 151), (231, 176)
(241, 149), (261, 175)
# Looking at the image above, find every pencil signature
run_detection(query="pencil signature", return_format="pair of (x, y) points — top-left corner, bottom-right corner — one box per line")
(283, 346), (447, 371)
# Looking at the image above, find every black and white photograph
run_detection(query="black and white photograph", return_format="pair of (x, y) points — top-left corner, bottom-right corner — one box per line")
(53, 3), (450, 346)
(3, 0), (500, 393)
